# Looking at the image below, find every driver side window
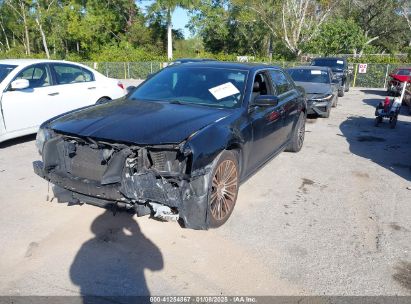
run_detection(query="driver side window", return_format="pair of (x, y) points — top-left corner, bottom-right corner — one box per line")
(252, 72), (269, 101)
(15, 65), (51, 88)
(269, 70), (292, 95)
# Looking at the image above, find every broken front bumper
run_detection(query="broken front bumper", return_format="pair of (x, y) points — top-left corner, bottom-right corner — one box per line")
(307, 100), (331, 115)
(33, 158), (212, 230)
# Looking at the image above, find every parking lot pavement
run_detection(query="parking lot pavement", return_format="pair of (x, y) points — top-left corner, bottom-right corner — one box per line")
(0, 88), (410, 296)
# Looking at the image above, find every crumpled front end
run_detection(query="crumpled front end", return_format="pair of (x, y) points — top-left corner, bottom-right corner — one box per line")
(306, 93), (333, 115)
(33, 133), (213, 230)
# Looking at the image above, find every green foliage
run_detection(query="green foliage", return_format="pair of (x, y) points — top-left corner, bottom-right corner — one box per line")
(306, 19), (366, 55)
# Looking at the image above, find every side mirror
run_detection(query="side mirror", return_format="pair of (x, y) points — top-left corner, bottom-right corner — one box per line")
(252, 95), (279, 107)
(126, 85), (136, 94)
(10, 79), (30, 90)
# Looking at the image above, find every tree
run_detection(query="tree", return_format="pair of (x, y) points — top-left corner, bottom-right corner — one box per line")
(336, 0), (410, 54)
(306, 18), (367, 55)
(149, 0), (197, 60)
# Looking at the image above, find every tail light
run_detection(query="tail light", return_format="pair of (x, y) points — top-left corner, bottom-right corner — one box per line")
(117, 82), (124, 90)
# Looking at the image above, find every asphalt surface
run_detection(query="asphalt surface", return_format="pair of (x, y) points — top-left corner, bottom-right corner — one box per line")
(0, 88), (410, 296)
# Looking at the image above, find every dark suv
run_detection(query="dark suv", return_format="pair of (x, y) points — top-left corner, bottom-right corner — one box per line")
(311, 57), (351, 97)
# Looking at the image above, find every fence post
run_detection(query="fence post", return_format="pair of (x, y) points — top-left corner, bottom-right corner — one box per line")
(127, 62), (130, 79)
(383, 64), (390, 89)
(151, 62), (153, 74)
(352, 63), (358, 88)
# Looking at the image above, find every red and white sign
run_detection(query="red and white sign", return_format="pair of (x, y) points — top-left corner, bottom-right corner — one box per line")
(358, 64), (367, 74)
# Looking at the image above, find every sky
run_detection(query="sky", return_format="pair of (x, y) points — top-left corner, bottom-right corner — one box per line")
(137, 1), (192, 38)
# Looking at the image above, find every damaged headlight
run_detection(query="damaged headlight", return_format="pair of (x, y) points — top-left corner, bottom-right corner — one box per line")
(311, 94), (333, 101)
(35, 127), (53, 155)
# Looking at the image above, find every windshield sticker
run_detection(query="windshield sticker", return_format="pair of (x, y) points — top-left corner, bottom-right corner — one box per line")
(209, 82), (240, 100)
(337, 60), (344, 64)
(311, 70), (322, 75)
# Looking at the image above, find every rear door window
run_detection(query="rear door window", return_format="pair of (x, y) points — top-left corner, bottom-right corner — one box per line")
(52, 64), (94, 85)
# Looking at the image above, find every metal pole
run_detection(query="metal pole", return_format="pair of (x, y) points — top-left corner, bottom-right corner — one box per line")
(383, 64), (389, 89)
(352, 63), (358, 88)
(399, 80), (408, 103)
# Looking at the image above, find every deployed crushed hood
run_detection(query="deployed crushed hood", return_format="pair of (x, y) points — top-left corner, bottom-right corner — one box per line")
(48, 99), (230, 145)
(295, 81), (331, 95)
(391, 74), (411, 83)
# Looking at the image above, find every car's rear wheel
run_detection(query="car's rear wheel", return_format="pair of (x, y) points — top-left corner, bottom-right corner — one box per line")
(96, 97), (111, 104)
(286, 112), (305, 153)
(208, 150), (239, 228)
(338, 88), (344, 97)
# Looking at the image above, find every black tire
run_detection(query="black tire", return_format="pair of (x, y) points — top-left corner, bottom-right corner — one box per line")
(375, 116), (382, 126)
(286, 112), (306, 153)
(208, 150), (239, 228)
(389, 116), (397, 129)
(96, 97), (111, 104)
(338, 88), (344, 97)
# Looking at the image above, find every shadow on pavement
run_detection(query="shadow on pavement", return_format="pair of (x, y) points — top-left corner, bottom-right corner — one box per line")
(339, 115), (411, 182)
(360, 89), (388, 97)
(0, 134), (36, 148)
(70, 210), (163, 303)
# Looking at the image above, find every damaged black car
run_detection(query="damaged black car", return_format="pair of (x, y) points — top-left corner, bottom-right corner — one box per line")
(33, 62), (306, 229)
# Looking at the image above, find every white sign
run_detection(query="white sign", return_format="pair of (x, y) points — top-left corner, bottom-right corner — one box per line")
(358, 64), (368, 74)
(209, 82), (240, 100)
(311, 70), (322, 75)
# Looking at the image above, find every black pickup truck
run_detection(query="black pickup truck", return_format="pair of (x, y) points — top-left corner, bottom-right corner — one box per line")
(311, 57), (351, 97)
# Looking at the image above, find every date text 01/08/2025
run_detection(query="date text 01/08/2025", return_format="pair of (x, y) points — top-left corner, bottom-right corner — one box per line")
(149, 296), (257, 303)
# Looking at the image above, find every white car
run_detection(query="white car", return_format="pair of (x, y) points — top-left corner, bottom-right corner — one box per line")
(0, 59), (126, 143)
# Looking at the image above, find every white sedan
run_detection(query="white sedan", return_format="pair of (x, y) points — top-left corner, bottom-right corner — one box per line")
(0, 59), (126, 143)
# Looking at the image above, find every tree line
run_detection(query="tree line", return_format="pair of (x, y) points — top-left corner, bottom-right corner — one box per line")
(0, 0), (410, 62)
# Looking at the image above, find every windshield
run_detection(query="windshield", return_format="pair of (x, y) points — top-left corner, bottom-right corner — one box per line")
(0, 64), (17, 83)
(131, 66), (248, 109)
(288, 68), (330, 84)
(311, 59), (345, 71)
(395, 69), (411, 76)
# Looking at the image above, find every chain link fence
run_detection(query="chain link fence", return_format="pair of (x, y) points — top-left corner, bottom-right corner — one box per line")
(80, 61), (410, 89)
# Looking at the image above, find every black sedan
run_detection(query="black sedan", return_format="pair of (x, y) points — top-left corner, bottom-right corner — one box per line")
(33, 62), (307, 230)
(287, 66), (339, 118)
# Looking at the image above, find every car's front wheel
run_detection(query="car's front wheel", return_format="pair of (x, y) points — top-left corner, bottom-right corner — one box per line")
(208, 150), (239, 228)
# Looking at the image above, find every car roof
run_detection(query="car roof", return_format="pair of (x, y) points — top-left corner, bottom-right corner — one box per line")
(0, 59), (83, 66)
(288, 65), (330, 71)
(170, 61), (281, 71)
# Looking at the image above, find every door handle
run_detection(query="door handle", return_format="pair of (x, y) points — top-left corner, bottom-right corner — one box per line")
(88, 87), (96, 90)
(48, 92), (59, 96)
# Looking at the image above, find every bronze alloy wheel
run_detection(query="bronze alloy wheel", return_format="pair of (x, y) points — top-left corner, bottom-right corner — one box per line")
(209, 152), (239, 226)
